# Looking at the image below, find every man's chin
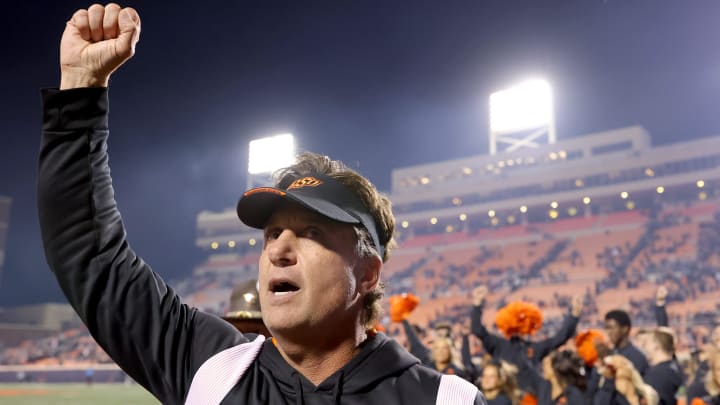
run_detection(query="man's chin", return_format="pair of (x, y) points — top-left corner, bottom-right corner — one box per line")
(264, 313), (309, 336)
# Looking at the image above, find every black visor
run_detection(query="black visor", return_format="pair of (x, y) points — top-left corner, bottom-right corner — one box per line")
(236, 173), (385, 258)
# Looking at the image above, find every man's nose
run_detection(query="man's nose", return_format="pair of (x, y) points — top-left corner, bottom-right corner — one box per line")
(267, 229), (298, 267)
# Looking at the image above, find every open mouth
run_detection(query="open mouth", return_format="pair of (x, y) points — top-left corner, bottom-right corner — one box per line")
(270, 279), (300, 296)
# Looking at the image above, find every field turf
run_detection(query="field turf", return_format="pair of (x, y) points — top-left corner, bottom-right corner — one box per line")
(0, 383), (159, 405)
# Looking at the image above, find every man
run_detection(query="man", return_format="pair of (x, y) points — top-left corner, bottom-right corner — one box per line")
(470, 286), (582, 366)
(604, 309), (649, 376)
(636, 329), (684, 405)
(37, 4), (484, 404)
(470, 286), (582, 394)
(592, 309), (657, 405)
(222, 279), (270, 336)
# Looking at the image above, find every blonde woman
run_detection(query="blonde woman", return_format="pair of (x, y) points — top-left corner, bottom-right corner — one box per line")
(479, 360), (519, 405)
(691, 349), (720, 405)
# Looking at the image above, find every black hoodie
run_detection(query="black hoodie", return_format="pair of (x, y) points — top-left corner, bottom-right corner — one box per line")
(221, 333), (467, 404)
(37, 88), (486, 405)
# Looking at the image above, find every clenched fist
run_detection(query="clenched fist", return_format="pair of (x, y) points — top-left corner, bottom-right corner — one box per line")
(472, 286), (488, 307)
(655, 285), (668, 306)
(60, 3), (141, 89)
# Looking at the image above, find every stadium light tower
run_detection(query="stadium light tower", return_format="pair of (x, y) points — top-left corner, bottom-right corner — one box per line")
(488, 79), (556, 155)
(247, 133), (296, 189)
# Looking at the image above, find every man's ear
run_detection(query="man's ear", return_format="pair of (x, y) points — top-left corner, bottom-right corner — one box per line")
(358, 255), (382, 294)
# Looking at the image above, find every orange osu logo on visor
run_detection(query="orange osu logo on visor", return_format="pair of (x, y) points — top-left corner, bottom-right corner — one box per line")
(287, 177), (323, 190)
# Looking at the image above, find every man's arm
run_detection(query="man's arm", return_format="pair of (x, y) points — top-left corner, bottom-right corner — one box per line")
(655, 286), (669, 327)
(469, 286), (504, 356)
(532, 295), (581, 362)
(460, 331), (479, 383)
(401, 320), (432, 367)
(38, 5), (243, 403)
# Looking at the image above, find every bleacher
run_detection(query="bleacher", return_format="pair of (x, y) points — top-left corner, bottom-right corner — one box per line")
(3, 197), (719, 367)
(384, 198), (720, 349)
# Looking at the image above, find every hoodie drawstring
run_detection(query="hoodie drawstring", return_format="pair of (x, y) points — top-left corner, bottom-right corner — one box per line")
(332, 370), (344, 405)
(293, 373), (304, 405)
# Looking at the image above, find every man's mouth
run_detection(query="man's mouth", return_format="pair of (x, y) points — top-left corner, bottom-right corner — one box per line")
(269, 279), (300, 296)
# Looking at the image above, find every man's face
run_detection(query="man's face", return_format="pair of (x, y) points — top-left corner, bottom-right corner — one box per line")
(258, 203), (370, 337)
(635, 333), (653, 358)
(604, 319), (628, 347)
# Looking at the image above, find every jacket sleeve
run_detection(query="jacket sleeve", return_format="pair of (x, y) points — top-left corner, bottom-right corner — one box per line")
(401, 319), (432, 367)
(470, 304), (504, 356)
(461, 334), (479, 383)
(655, 304), (669, 327)
(37, 88), (245, 404)
(532, 313), (579, 362)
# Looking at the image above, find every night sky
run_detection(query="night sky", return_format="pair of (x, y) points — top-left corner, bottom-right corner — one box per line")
(2, 0), (720, 306)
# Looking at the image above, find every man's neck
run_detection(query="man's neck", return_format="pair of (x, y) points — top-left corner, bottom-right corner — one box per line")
(273, 327), (367, 386)
(649, 352), (672, 366)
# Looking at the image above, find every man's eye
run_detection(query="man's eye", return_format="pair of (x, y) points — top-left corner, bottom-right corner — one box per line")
(304, 227), (321, 238)
(265, 229), (281, 240)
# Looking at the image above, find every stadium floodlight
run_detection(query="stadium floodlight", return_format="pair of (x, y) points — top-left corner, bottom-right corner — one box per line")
(488, 79), (556, 155)
(248, 134), (295, 175)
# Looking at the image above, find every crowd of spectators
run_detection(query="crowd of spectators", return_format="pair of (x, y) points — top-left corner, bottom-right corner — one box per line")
(0, 328), (112, 366)
(2, 200), (720, 404)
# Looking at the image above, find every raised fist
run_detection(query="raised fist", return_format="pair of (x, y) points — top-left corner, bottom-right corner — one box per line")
(656, 285), (668, 306)
(60, 3), (141, 89)
(571, 295), (584, 317)
(472, 286), (488, 307)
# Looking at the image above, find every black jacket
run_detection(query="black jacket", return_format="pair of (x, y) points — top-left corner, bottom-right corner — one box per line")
(644, 360), (683, 405)
(37, 88), (485, 405)
(470, 304), (578, 393)
(614, 342), (649, 377)
(470, 305), (579, 367)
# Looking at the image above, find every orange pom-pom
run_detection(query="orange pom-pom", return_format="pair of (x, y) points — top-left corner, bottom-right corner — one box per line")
(495, 301), (543, 337)
(691, 398), (708, 405)
(388, 293), (420, 323)
(520, 393), (538, 405)
(575, 329), (606, 367)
